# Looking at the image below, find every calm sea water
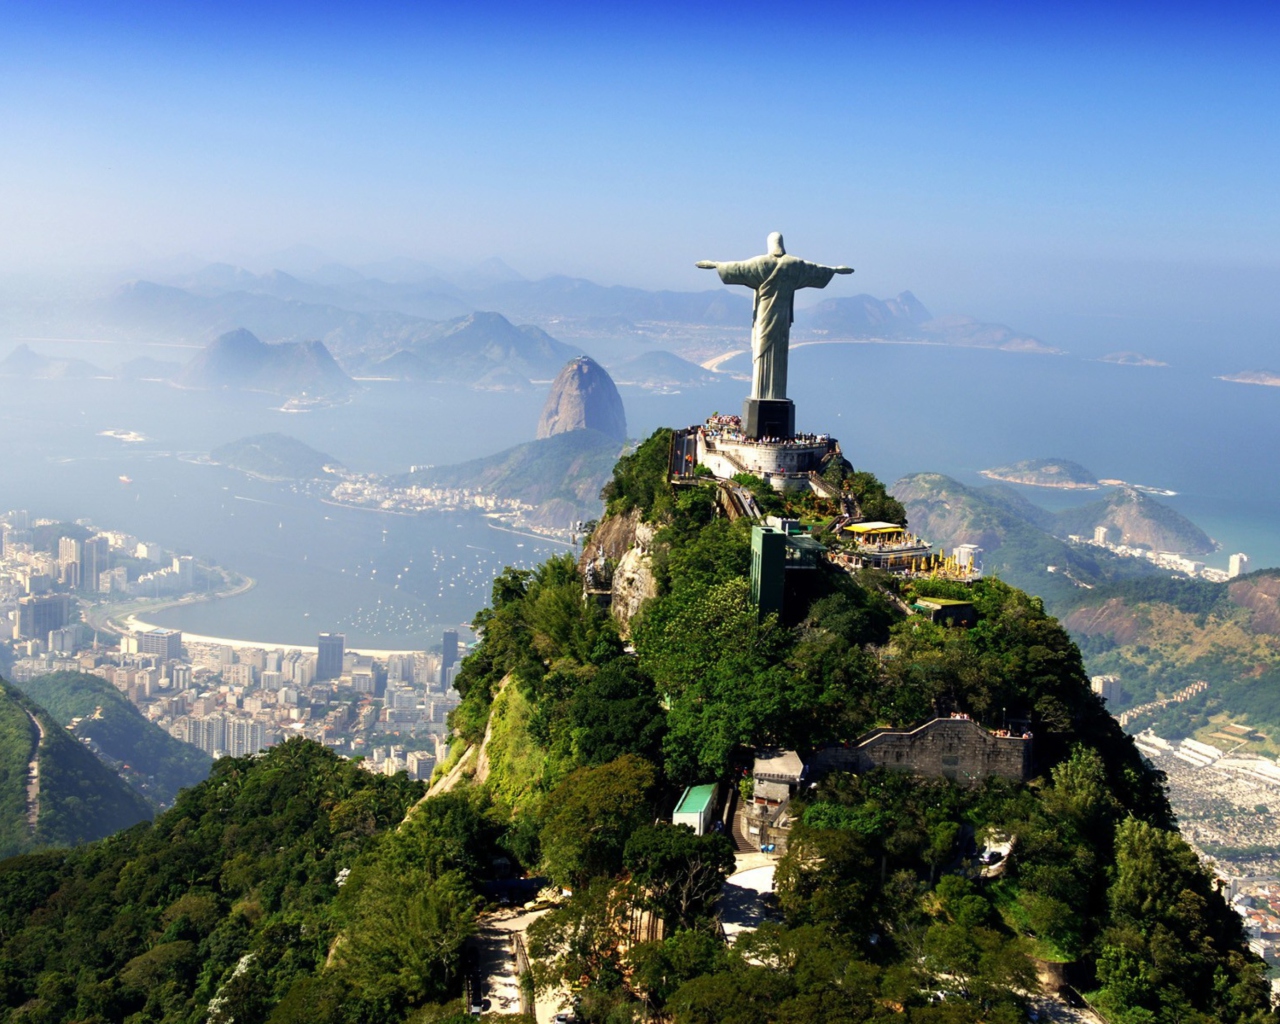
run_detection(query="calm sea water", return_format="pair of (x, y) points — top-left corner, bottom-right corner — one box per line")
(0, 338), (1274, 646)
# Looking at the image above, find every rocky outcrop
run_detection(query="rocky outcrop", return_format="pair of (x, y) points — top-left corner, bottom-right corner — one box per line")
(1229, 575), (1280, 636)
(537, 356), (627, 441)
(1061, 597), (1151, 646)
(578, 508), (642, 574)
(610, 521), (659, 632)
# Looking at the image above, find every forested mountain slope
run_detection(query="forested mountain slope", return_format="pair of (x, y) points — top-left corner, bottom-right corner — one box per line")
(893, 472), (1166, 608)
(1063, 571), (1280, 737)
(438, 432), (1265, 1024)
(0, 679), (152, 858)
(15, 672), (211, 807)
(0, 431), (1268, 1024)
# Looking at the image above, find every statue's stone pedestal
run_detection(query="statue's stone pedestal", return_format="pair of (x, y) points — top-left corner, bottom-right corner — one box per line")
(742, 398), (795, 440)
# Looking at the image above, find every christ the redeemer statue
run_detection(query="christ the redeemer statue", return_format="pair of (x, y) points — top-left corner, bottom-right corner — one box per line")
(697, 233), (852, 440)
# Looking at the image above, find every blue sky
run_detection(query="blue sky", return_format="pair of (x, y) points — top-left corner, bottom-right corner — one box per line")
(1, 1), (1277, 348)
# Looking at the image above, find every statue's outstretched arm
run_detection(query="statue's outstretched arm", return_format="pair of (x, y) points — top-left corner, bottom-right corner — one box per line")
(695, 261), (718, 269)
(832, 266), (854, 274)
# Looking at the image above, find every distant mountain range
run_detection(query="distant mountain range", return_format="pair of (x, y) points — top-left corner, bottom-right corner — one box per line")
(607, 349), (721, 387)
(2, 262), (1061, 399)
(177, 328), (353, 397)
(0, 343), (103, 379)
(799, 291), (1058, 353)
(364, 311), (582, 386)
(90, 271), (746, 358)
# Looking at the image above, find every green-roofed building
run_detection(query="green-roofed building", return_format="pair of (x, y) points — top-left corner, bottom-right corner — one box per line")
(673, 782), (719, 835)
(913, 597), (977, 628)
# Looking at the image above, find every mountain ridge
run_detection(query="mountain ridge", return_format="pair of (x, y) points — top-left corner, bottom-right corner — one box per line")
(371, 311), (582, 385)
(14, 672), (211, 808)
(210, 433), (343, 481)
(396, 428), (622, 528)
(0, 678), (152, 857)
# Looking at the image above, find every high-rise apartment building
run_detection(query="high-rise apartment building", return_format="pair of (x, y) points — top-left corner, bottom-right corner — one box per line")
(225, 718), (269, 757)
(187, 714), (227, 756)
(1229, 553), (1250, 579)
(351, 666), (376, 693)
(317, 632), (345, 681)
(15, 594), (70, 640)
(1091, 675), (1123, 705)
(80, 536), (110, 592)
(57, 537), (81, 587)
(136, 627), (182, 661)
(442, 629), (459, 680)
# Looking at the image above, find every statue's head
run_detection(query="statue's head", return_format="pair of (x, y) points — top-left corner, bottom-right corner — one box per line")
(767, 232), (785, 257)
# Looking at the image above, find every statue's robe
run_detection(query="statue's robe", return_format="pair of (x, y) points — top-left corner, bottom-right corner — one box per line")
(714, 253), (839, 401)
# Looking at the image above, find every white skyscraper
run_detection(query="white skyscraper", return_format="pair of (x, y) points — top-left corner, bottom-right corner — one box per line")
(1229, 553), (1250, 579)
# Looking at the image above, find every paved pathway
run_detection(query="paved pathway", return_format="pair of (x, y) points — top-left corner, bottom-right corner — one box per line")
(473, 906), (572, 1023)
(720, 852), (777, 942)
(23, 709), (44, 834)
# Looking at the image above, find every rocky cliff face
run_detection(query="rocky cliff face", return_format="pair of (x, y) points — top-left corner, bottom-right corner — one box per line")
(577, 510), (659, 633)
(578, 508), (642, 572)
(610, 520), (659, 632)
(537, 356), (627, 441)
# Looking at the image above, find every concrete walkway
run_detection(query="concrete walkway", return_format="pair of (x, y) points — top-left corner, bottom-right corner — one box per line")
(473, 906), (572, 1023)
(720, 851), (777, 942)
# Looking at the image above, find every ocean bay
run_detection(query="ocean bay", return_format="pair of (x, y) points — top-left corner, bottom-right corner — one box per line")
(2, 338), (1275, 649)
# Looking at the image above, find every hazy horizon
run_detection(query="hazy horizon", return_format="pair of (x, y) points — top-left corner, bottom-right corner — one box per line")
(3, 2), (1278, 352)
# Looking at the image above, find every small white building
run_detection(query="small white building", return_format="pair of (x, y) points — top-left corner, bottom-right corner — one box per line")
(673, 783), (719, 835)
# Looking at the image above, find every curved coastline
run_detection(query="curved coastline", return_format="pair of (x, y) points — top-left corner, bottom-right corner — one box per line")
(123, 614), (429, 657)
(978, 469), (1100, 490)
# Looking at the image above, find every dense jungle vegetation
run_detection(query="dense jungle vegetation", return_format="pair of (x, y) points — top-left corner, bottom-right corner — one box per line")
(0, 429), (1270, 1024)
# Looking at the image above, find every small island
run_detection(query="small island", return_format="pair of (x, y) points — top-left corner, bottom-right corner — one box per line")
(1100, 351), (1168, 367)
(210, 432), (344, 482)
(1219, 370), (1280, 388)
(980, 457), (1099, 489)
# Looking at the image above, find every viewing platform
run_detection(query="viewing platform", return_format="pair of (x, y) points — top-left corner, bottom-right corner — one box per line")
(675, 415), (840, 492)
(842, 521), (933, 572)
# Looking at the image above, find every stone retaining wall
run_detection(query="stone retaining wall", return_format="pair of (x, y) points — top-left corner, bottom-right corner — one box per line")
(808, 717), (1030, 785)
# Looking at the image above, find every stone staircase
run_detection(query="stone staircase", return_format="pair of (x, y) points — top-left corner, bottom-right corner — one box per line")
(730, 814), (755, 853)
